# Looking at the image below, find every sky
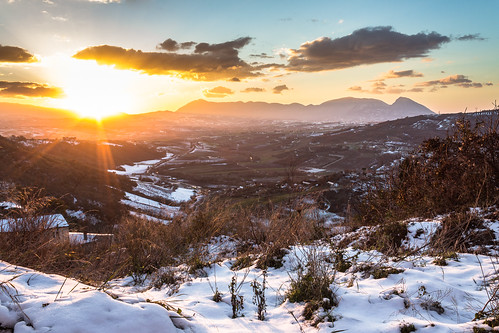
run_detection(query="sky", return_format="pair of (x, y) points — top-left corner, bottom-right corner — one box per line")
(0, 0), (498, 118)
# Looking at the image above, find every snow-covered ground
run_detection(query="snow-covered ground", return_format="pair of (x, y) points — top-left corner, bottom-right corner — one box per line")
(122, 192), (180, 219)
(1, 215), (498, 332)
(0, 261), (179, 333)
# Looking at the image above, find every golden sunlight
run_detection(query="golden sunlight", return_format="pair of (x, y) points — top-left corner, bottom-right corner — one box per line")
(49, 56), (137, 120)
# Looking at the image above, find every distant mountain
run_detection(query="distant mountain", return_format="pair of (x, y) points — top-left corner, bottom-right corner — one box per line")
(176, 97), (435, 123)
(0, 102), (77, 121)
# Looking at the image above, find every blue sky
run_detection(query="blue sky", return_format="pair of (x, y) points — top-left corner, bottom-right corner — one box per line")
(0, 0), (497, 117)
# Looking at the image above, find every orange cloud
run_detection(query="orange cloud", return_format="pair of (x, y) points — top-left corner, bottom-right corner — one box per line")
(241, 87), (265, 93)
(0, 45), (37, 63)
(202, 86), (234, 98)
(74, 38), (260, 81)
(0, 81), (64, 98)
(383, 69), (423, 79)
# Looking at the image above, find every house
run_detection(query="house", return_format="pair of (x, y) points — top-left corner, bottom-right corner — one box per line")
(0, 213), (70, 242)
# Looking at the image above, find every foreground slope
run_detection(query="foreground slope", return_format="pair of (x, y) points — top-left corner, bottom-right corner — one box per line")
(1, 213), (498, 332)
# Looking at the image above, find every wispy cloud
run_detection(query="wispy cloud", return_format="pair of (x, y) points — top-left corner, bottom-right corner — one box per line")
(241, 87), (265, 93)
(456, 33), (485, 41)
(418, 74), (491, 89)
(383, 69), (423, 79)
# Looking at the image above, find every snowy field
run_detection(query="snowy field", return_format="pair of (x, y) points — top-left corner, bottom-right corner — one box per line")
(1, 215), (498, 332)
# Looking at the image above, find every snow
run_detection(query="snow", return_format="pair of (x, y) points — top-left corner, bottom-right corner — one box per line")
(0, 261), (179, 333)
(98, 243), (497, 333)
(168, 187), (195, 203)
(101, 142), (123, 147)
(129, 211), (172, 225)
(0, 214), (68, 232)
(69, 232), (113, 244)
(0, 201), (20, 209)
(109, 159), (161, 176)
(301, 167), (325, 174)
(2, 217), (497, 332)
(122, 192), (180, 218)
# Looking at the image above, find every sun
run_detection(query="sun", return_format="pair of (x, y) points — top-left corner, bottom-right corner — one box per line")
(51, 57), (137, 120)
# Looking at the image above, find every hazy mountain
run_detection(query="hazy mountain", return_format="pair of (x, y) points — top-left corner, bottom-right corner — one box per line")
(177, 97), (435, 123)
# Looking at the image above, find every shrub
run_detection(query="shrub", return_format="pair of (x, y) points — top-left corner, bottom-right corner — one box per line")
(400, 322), (416, 333)
(287, 248), (338, 320)
(354, 115), (499, 225)
(251, 270), (267, 321)
(431, 212), (494, 254)
(364, 222), (408, 255)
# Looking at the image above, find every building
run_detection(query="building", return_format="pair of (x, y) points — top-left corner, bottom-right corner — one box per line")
(0, 214), (70, 241)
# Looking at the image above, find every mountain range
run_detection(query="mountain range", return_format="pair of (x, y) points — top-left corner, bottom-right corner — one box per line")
(0, 97), (435, 139)
(176, 97), (434, 123)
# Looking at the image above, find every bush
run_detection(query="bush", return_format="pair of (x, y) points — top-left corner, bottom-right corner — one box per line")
(287, 248), (338, 320)
(355, 115), (499, 225)
(364, 222), (408, 255)
(431, 212), (495, 254)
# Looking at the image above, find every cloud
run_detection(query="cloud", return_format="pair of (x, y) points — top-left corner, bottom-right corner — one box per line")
(0, 81), (64, 98)
(87, 0), (121, 3)
(229, 77), (240, 82)
(418, 74), (487, 89)
(241, 87), (265, 93)
(349, 80), (425, 95)
(194, 37), (251, 54)
(348, 86), (368, 93)
(73, 37), (259, 81)
(202, 86), (234, 98)
(272, 84), (289, 94)
(456, 34), (485, 41)
(485, 82), (494, 86)
(383, 69), (423, 79)
(286, 26), (450, 72)
(250, 53), (274, 59)
(157, 38), (196, 52)
(0, 45), (37, 63)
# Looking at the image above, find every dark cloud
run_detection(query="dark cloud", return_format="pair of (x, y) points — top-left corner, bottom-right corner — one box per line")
(287, 26), (450, 72)
(419, 74), (474, 87)
(250, 53), (274, 59)
(157, 38), (196, 51)
(74, 37), (259, 81)
(157, 38), (179, 51)
(180, 41), (196, 49)
(194, 37), (251, 54)
(417, 74), (492, 91)
(202, 86), (234, 98)
(456, 34), (485, 41)
(0, 45), (37, 63)
(384, 69), (423, 79)
(241, 87), (265, 93)
(272, 84), (289, 94)
(485, 82), (494, 86)
(229, 77), (240, 82)
(0, 81), (64, 98)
